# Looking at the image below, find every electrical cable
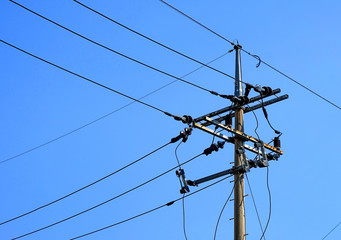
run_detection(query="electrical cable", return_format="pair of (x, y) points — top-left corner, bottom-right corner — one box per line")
(213, 175), (237, 240)
(70, 174), (233, 240)
(0, 142), (171, 226)
(248, 105), (261, 140)
(175, 141), (182, 168)
(1, 49), (230, 165)
(73, 0), (236, 82)
(321, 220), (341, 240)
(11, 153), (204, 240)
(10, 0), (228, 99)
(159, 0), (341, 111)
(259, 94), (281, 135)
(182, 194), (189, 240)
(0, 39), (176, 119)
(174, 142), (188, 240)
(259, 167), (272, 240)
(245, 173), (266, 240)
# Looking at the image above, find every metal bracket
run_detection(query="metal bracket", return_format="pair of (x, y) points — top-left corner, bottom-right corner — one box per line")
(205, 117), (283, 155)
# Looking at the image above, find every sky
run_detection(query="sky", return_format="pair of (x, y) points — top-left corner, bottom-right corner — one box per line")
(1, 0), (341, 239)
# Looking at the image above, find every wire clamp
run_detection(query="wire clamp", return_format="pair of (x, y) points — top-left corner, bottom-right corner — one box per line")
(171, 127), (192, 143)
(203, 141), (225, 155)
(176, 168), (190, 194)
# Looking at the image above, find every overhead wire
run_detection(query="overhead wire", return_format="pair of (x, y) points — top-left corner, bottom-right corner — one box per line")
(159, 0), (341, 111)
(11, 152), (204, 240)
(73, 0), (237, 82)
(245, 104), (271, 240)
(10, 0), (229, 99)
(0, 40), (175, 118)
(1, 49), (230, 165)
(259, 167), (272, 240)
(245, 173), (266, 240)
(182, 194), (189, 240)
(321, 220), (341, 240)
(70, 174), (234, 240)
(174, 141), (188, 240)
(0, 142), (171, 226)
(213, 175), (237, 240)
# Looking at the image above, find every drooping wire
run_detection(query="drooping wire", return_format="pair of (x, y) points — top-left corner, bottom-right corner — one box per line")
(245, 173), (266, 240)
(248, 105), (260, 140)
(159, 0), (341, 111)
(175, 141), (182, 168)
(321, 220), (341, 240)
(259, 167), (272, 240)
(0, 49), (230, 165)
(213, 175), (238, 240)
(11, 153), (204, 240)
(0, 40), (175, 118)
(73, 0), (236, 81)
(174, 141), (188, 240)
(259, 94), (281, 135)
(182, 194), (189, 240)
(0, 142), (171, 226)
(70, 174), (233, 240)
(10, 0), (228, 99)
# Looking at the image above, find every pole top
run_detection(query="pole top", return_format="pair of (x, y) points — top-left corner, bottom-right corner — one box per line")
(234, 44), (242, 50)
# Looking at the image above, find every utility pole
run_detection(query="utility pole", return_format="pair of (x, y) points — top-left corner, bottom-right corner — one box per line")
(183, 43), (287, 240)
(233, 44), (246, 240)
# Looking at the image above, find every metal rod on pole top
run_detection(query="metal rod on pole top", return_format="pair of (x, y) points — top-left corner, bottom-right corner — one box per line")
(233, 44), (246, 240)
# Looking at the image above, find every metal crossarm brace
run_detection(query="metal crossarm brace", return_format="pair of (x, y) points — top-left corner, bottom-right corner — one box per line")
(201, 94), (289, 127)
(193, 122), (268, 156)
(205, 117), (283, 155)
(193, 122), (232, 142)
(194, 88), (282, 123)
(187, 166), (244, 186)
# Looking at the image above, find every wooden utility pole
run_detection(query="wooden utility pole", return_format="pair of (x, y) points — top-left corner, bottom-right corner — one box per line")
(233, 44), (246, 240)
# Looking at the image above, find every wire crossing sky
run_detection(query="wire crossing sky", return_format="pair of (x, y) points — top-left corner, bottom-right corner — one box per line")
(1, 1), (340, 240)
(160, 0), (341, 111)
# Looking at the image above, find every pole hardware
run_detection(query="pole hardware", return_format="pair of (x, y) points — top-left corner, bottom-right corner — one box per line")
(175, 168), (190, 194)
(172, 114), (193, 125)
(171, 127), (192, 143)
(203, 141), (225, 155)
(194, 89), (282, 123)
(205, 117), (283, 155)
(200, 94), (289, 127)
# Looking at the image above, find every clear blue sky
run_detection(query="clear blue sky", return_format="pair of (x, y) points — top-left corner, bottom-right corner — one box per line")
(1, 0), (341, 239)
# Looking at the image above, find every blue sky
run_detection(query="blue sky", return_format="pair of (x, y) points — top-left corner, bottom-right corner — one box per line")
(1, 0), (341, 239)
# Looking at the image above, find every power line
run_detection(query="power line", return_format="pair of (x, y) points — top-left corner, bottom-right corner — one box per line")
(182, 194), (189, 240)
(321, 220), (341, 240)
(73, 0), (237, 82)
(1, 50), (230, 165)
(10, 0), (229, 99)
(259, 167), (272, 240)
(12, 153), (204, 240)
(245, 173), (266, 240)
(159, 0), (234, 46)
(173, 142), (188, 240)
(159, 0), (341, 111)
(70, 174), (233, 240)
(213, 175), (237, 240)
(0, 39), (176, 118)
(0, 142), (171, 226)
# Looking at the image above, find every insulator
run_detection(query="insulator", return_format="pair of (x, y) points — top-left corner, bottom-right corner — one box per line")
(262, 86), (273, 97)
(225, 115), (232, 127)
(217, 141), (225, 149)
(182, 115), (193, 124)
(274, 136), (281, 149)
